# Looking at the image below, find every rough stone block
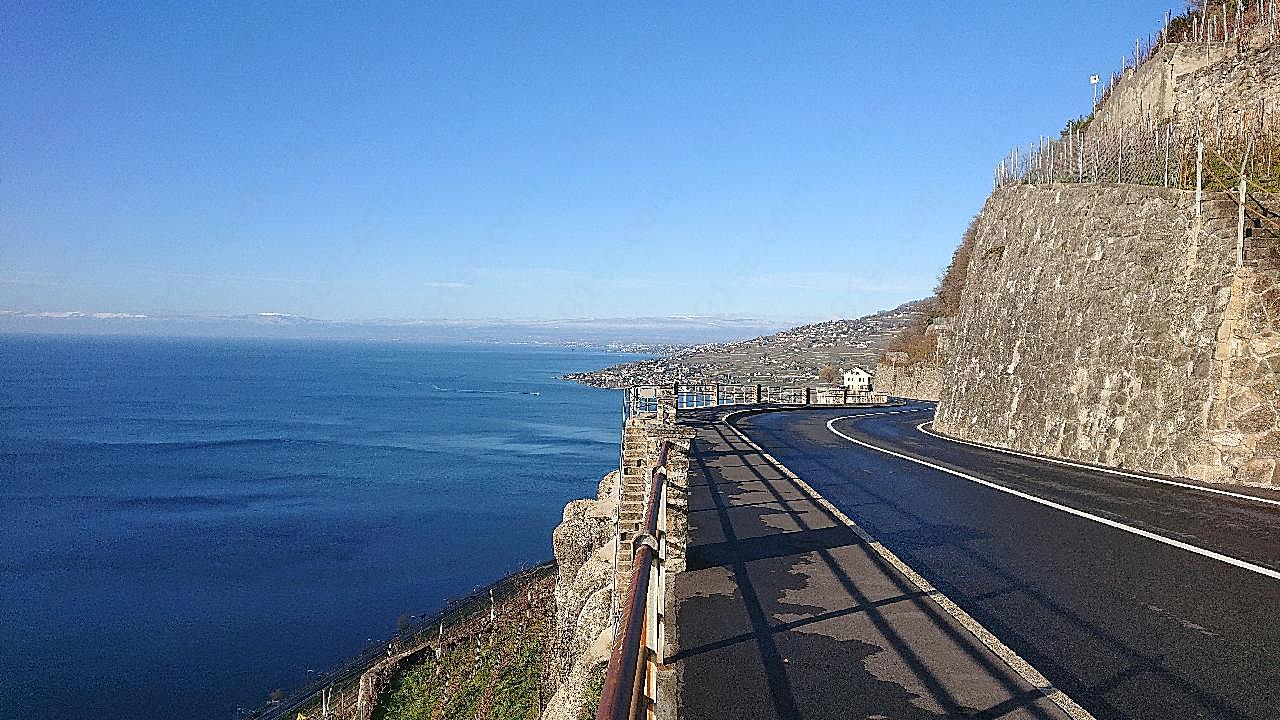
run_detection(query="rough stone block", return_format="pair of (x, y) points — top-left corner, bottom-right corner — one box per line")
(1233, 405), (1277, 434)
(1237, 458), (1278, 487)
(1254, 431), (1280, 459)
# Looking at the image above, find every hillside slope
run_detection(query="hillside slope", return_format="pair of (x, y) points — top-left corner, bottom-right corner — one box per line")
(565, 300), (926, 388)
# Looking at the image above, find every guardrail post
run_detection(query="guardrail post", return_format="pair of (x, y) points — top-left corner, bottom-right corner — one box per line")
(755, 384), (762, 404)
(804, 387), (812, 405)
(654, 385), (675, 421)
(654, 476), (667, 664)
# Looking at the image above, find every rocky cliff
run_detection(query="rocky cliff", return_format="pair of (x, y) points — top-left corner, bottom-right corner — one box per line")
(935, 183), (1280, 487)
(541, 471), (620, 720)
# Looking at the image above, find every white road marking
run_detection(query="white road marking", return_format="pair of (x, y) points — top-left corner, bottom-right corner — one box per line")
(913, 420), (1280, 509)
(719, 408), (1095, 720)
(826, 415), (1280, 581)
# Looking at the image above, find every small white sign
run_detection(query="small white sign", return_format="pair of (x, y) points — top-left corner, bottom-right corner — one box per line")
(1090, 74), (1100, 84)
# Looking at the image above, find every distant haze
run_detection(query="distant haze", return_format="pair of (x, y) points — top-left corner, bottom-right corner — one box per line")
(0, 311), (787, 347)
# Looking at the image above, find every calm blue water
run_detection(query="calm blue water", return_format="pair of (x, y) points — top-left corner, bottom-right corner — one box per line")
(0, 336), (634, 720)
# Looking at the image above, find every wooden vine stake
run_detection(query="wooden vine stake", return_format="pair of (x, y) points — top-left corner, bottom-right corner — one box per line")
(1196, 140), (1204, 217)
(1239, 173), (1247, 267)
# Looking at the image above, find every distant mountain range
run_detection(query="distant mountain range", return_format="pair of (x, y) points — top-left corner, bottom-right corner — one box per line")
(0, 310), (791, 349)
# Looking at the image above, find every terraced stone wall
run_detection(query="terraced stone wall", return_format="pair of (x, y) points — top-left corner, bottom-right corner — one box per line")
(1172, 41), (1280, 126)
(1091, 37), (1279, 131)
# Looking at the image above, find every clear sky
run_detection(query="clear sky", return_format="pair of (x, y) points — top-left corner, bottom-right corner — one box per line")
(2, 1), (1176, 323)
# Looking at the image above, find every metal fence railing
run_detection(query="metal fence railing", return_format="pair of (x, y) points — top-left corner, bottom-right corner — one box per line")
(994, 106), (1280, 193)
(622, 383), (889, 420)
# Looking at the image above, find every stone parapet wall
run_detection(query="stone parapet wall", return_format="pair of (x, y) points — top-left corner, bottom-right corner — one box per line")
(615, 415), (692, 587)
(935, 183), (1279, 487)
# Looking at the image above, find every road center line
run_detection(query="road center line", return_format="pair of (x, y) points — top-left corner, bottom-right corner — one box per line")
(912, 420), (1280, 509)
(827, 415), (1280, 581)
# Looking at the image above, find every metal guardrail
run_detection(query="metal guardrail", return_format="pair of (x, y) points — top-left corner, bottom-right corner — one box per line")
(597, 441), (670, 720)
(624, 383), (888, 420)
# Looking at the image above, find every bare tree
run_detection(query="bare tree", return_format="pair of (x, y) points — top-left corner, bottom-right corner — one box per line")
(818, 365), (840, 385)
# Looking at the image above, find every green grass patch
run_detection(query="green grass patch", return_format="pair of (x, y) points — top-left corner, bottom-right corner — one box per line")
(373, 569), (555, 720)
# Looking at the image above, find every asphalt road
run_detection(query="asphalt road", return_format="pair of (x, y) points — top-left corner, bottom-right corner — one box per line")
(732, 402), (1280, 720)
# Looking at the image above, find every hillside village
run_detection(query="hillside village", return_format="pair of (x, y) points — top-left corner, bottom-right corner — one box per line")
(564, 300), (924, 388)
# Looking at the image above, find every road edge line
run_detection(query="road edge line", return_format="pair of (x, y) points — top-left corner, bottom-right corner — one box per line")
(720, 408), (1096, 720)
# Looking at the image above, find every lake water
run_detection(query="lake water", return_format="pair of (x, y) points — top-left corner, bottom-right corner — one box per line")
(0, 336), (635, 720)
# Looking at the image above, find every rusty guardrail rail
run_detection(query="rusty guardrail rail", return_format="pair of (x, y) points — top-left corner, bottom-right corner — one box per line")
(597, 441), (670, 720)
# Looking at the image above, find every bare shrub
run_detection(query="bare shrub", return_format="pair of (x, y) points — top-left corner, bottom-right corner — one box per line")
(817, 365), (840, 385)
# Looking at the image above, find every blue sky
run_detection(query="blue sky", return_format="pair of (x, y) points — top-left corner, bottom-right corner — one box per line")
(2, 1), (1175, 323)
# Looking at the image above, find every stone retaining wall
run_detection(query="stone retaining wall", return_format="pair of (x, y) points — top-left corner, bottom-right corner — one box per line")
(936, 183), (1279, 487)
(541, 470), (621, 720)
(1173, 41), (1280, 126)
(873, 362), (943, 401)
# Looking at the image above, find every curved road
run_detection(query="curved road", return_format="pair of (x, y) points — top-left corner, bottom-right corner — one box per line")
(730, 402), (1280, 720)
